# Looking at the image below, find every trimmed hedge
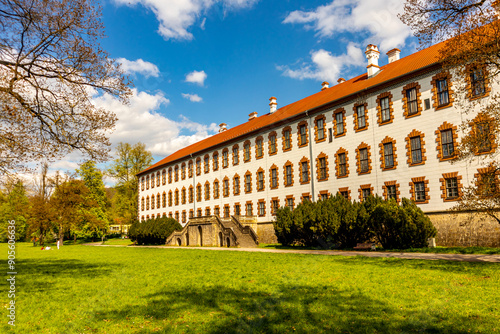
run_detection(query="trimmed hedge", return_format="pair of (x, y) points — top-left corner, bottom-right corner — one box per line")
(129, 217), (182, 245)
(273, 195), (437, 249)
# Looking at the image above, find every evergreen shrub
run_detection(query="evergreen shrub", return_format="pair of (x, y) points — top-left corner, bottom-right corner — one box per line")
(273, 195), (437, 249)
(369, 198), (437, 249)
(129, 217), (182, 245)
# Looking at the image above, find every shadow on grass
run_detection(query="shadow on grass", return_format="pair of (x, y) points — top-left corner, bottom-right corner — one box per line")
(330, 255), (497, 275)
(14, 258), (118, 292)
(95, 284), (473, 334)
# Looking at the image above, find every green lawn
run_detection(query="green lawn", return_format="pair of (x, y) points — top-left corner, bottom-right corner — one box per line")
(103, 238), (134, 246)
(1, 243), (499, 333)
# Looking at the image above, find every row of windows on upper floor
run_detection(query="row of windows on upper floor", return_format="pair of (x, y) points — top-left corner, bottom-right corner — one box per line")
(140, 165), (499, 223)
(141, 128), (497, 211)
(140, 113), (497, 192)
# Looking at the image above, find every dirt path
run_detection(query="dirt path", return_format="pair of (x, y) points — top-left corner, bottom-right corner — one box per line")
(85, 243), (500, 263)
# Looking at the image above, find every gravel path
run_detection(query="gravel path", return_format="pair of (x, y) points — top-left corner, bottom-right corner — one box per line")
(85, 243), (500, 263)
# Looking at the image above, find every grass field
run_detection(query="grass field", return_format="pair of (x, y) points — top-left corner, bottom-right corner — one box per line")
(1, 243), (499, 333)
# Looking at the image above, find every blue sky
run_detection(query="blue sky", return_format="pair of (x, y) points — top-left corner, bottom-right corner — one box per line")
(50, 0), (417, 174)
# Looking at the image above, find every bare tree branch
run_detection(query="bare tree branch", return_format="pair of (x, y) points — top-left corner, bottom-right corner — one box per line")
(0, 0), (131, 173)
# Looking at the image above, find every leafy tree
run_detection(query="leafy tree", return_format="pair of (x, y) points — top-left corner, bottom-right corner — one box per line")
(51, 179), (103, 243)
(107, 142), (153, 225)
(108, 142), (154, 185)
(28, 195), (56, 246)
(0, 179), (29, 242)
(75, 161), (109, 240)
(0, 0), (130, 173)
(27, 162), (57, 245)
(400, 0), (500, 224)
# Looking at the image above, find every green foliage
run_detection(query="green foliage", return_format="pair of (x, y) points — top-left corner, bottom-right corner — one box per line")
(0, 180), (29, 242)
(76, 161), (110, 238)
(108, 142), (153, 185)
(129, 217), (182, 245)
(273, 205), (295, 246)
(274, 196), (343, 247)
(274, 195), (437, 250)
(28, 195), (56, 246)
(334, 196), (371, 248)
(369, 198), (437, 249)
(107, 142), (153, 225)
(51, 179), (105, 241)
(312, 196), (340, 247)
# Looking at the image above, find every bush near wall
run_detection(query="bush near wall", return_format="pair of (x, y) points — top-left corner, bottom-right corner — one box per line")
(273, 195), (437, 249)
(129, 217), (182, 245)
(369, 198), (437, 249)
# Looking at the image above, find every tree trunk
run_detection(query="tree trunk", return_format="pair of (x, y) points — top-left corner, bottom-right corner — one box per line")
(58, 224), (64, 246)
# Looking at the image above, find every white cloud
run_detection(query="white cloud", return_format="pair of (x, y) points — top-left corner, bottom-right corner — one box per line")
(117, 58), (160, 78)
(93, 88), (218, 156)
(277, 43), (364, 83)
(185, 70), (207, 86)
(51, 160), (80, 171)
(283, 0), (410, 51)
(182, 93), (203, 102)
(113, 0), (259, 41)
(21, 88), (217, 183)
(279, 0), (412, 82)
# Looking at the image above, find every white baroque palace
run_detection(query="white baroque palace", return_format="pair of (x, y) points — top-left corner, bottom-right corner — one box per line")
(137, 42), (496, 238)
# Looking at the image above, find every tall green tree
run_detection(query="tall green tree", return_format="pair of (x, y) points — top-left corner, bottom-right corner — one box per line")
(107, 142), (153, 225)
(51, 179), (103, 243)
(27, 162), (57, 245)
(0, 179), (29, 242)
(28, 195), (56, 246)
(108, 143), (154, 185)
(75, 161), (110, 240)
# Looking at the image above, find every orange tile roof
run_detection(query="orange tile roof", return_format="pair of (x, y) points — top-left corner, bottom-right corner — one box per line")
(138, 41), (444, 176)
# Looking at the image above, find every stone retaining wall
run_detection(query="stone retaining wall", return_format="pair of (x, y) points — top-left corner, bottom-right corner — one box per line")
(428, 212), (500, 247)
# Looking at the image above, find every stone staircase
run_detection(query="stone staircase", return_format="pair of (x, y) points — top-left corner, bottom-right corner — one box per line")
(165, 215), (259, 248)
(218, 216), (259, 248)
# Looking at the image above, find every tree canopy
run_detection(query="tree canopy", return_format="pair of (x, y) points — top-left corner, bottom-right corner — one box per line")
(107, 142), (153, 225)
(400, 0), (500, 224)
(0, 0), (131, 173)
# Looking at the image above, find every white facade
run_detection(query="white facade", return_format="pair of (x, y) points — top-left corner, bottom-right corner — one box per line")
(137, 45), (495, 226)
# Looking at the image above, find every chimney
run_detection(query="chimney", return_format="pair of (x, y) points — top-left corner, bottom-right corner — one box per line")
(321, 81), (330, 91)
(337, 78), (346, 84)
(269, 96), (277, 114)
(218, 123), (227, 133)
(365, 44), (380, 77)
(387, 48), (401, 63)
(248, 111), (258, 121)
